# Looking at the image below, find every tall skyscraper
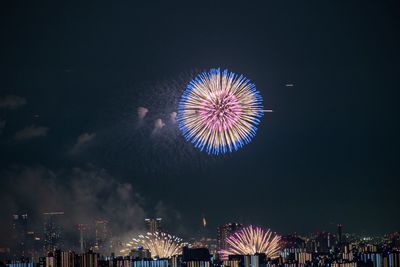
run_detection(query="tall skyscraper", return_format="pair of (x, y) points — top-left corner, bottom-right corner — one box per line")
(43, 212), (64, 252)
(12, 214), (29, 258)
(46, 251), (56, 267)
(144, 218), (162, 233)
(94, 220), (109, 254)
(217, 223), (243, 252)
(337, 224), (343, 245)
(315, 232), (336, 253)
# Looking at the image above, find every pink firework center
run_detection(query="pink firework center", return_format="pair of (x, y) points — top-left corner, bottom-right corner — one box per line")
(199, 90), (242, 132)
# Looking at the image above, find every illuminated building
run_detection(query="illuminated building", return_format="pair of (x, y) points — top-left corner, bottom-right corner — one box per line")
(331, 262), (358, 267)
(11, 214), (42, 260)
(217, 223), (242, 252)
(315, 232), (335, 253)
(182, 247), (211, 267)
(246, 255), (261, 267)
(43, 212), (64, 252)
(387, 232), (400, 248)
(46, 251), (56, 267)
(132, 259), (169, 267)
(383, 252), (400, 267)
(190, 237), (217, 255)
(94, 220), (109, 254)
(12, 214), (28, 258)
(339, 245), (354, 261)
(129, 247), (151, 259)
(280, 235), (306, 260)
(305, 238), (317, 253)
(38, 257), (46, 267)
(60, 251), (75, 267)
(111, 257), (169, 267)
(6, 260), (34, 267)
(144, 218), (162, 233)
(182, 247), (210, 261)
(226, 254), (267, 267)
(222, 259), (240, 267)
(170, 255), (180, 267)
(360, 253), (382, 267)
(295, 252), (312, 264)
(112, 257), (131, 267)
(76, 250), (99, 267)
(184, 260), (210, 267)
(360, 244), (379, 253)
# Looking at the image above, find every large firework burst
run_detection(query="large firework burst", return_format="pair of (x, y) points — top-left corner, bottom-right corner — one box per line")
(177, 68), (270, 155)
(219, 225), (281, 259)
(123, 232), (184, 258)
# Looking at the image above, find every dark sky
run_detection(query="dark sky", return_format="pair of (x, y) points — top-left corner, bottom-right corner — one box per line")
(1, 0), (399, 242)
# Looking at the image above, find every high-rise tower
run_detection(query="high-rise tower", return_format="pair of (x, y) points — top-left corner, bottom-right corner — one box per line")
(144, 218), (162, 233)
(217, 223), (243, 252)
(43, 212), (64, 252)
(12, 214), (28, 258)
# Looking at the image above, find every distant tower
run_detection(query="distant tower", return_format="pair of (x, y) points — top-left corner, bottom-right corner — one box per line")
(337, 224), (343, 244)
(77, 224), (88, 253)
(144, 218), (162, 233)
(43, 212), (64, 252)
(217, 223), (243, 252)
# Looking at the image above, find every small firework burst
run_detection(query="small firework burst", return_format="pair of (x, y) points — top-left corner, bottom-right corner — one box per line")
(123, 232), (184, 258)
(219, 225), (281, 259)
(177, 68), (269, 155)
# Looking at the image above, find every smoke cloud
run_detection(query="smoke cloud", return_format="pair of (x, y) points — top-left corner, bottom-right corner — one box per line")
(70, 132), (96, 154)
(0, 166), (147, 249)
(14, 125), (49, 140)
(170, 112), (177, 124)
(137, 107), (149, 120)
(154, 118), (165, 130)
(0, 95), (26, 109)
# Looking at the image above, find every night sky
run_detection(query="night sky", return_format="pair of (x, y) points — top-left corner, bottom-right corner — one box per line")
(1, 1), (399, 243)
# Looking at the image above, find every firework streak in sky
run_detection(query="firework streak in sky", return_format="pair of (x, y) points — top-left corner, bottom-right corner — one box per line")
(219, 225), (281, 259)
(177, 68), (268, 155)
(122, 232), (184, 258)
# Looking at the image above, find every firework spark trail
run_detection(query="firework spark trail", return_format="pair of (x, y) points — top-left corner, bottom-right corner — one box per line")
(122, 232), (184, 258)
(219, 225), (281, 259)
(177, 68), (269, 155)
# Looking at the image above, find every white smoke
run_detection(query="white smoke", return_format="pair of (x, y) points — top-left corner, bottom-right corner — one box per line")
(170, 112), (177, 124)
(137, 107), (149, 120)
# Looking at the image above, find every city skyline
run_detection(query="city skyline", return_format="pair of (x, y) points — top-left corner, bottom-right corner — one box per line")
(3, 214), (400, 267)
(5, 213), (399, 256)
